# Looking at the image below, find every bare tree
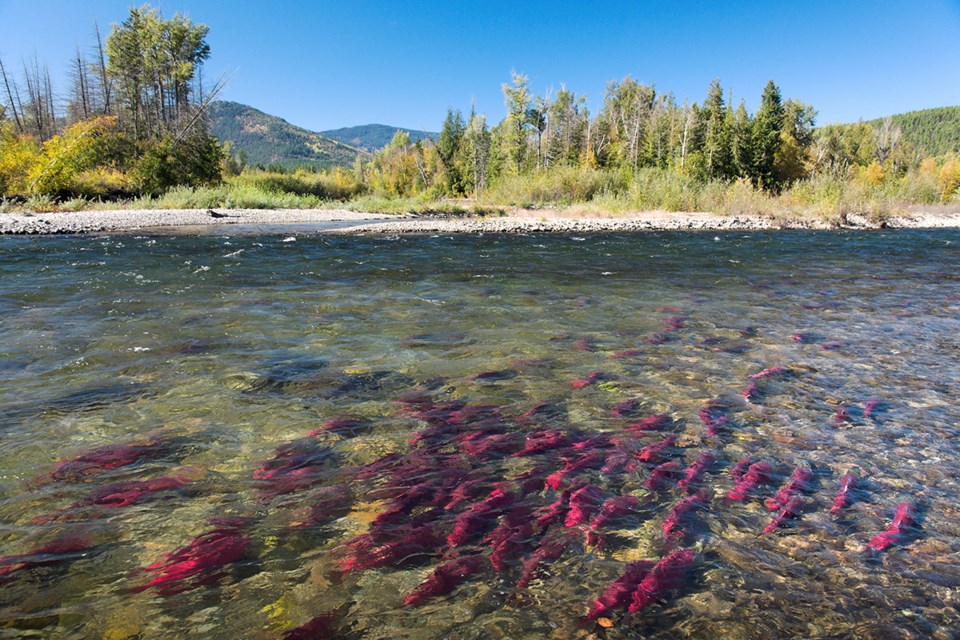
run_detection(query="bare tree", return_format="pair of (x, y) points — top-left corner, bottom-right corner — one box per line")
(874, 116), (901, 165)
(0, 57), (25, 132)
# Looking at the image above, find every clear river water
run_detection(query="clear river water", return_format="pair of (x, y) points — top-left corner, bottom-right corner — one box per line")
(0, 230), (959, 639)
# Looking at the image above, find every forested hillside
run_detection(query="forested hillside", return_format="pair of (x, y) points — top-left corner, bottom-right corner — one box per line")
(862, 106), (960, 157)
(320, 124), (436, 152)
(208, 101), (366, 170)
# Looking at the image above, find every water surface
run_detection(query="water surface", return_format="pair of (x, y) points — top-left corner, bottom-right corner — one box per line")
(1, 231), (958, 639)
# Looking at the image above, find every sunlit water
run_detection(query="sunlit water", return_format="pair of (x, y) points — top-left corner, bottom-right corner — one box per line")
(1, 230), (959, 639)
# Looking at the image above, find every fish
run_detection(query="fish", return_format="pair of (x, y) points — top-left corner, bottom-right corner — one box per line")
(699, 402), (731, 437)
(863, 397), (882, 420)
(866, 502), (915, 553)
(488, 507), (536, 571)
(32, 434), (185, 487)
(820, 342), (842, 351)
(535, 489), (572, 529)
(459, 432), (525, 458)
(677, 452), (716, 492)
(662, 489), (711, 540)
(0, 533), (96, 578)
(516, 402), (566, 427)
(471, 369), (519, 382)
(575, 338), (597, 352)
(829, 471), (859, 515)
(254, 439), (333, 498)
(447, 487), (515, 547)
(34, 470), (200, 524)
(741, 380), (763, 402)
(749, 366), (787, 380)
(663, 316), (686, 331)
(515, 533), (572, 589)
(545, 450), (607, 489)
(138, 520), (251, 595)
(628, 547), (696, 613)
(611, 398), (644, 419)
(307, 415), (370, 437)
(730, 457), (752, 482)
(624, 414), (673, 432)
(404, 554), (485, 606)
(791, 332), (817, 344)
(635, 435), (678, 463)
(586, 495), (641, 547)
(585, 560), (657, 621)
(512, 466), (552, 496)
(512, 429), (572, 457)
(570, 372), (606, 390)
(282, 609), (345, 640)
(762, 496), (804, 534)
(600, 451), (631, 475)
(564, 485), (607, 528)
(444, 477), (492, 511)
(643, 461), (681, 491)
(337, 523), (442, 574)
(287, 484), (353, 530)
(726, 461), (773, 502)
(766, 465), (813, 512)
(833, 405), (852, 425)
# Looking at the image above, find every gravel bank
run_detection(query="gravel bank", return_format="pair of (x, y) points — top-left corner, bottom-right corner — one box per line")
(327, 208), (960, 235)
(2, 206), (960, 235)
(0, 208), (399, 235)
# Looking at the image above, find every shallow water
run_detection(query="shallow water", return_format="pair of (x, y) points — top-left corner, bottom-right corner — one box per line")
(1, 230), (959, 639)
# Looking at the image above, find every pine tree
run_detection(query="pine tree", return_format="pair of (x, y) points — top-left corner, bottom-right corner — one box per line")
(730, 100), (753, 179)
(436, 108), (465, 194)
(702, 79), (732, 179)
(752, 80), (785, 189)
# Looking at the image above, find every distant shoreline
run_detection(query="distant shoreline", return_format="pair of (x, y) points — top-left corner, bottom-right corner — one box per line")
(2, 206), (960, 236)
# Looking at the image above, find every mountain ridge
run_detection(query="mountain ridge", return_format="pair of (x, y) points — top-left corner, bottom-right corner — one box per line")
(208, 101), (437, 170)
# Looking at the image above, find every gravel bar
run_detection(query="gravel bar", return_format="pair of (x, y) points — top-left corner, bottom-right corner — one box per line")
(3, 207), (960, 236)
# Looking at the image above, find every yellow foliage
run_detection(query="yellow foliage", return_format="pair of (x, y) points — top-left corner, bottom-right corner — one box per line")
(939, 158), (960, 203)
(70, 167), (131, 198)
(0, 123), (41, 196)
(860, 161), (885, 186)
(919, 157), (938, 178)
(774, 131), (808, 184)
(26, 116), (117, 195)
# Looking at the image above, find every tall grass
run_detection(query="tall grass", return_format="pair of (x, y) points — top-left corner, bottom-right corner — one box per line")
(7, 160), (954, 220)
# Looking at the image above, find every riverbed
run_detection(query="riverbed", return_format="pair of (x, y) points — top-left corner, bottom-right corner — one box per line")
(1, 230), (958, 638)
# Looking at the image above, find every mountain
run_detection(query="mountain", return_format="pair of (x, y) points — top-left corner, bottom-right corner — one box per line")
(208, 101), (368, 170)
(320, 124), (437, 152)
(862, 106), (960, 158)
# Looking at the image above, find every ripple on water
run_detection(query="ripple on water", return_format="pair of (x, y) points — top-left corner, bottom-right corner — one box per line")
(0, 231), (959, 638)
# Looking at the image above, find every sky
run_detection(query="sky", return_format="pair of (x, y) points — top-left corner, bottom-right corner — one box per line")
(1, 0), (959, 133)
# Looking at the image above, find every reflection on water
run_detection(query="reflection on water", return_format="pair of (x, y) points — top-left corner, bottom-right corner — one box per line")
(1, 230), (959, 639)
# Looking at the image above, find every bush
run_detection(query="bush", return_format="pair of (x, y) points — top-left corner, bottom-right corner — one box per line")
(131, 133), (224, 195)
(484, 166), (627, 206)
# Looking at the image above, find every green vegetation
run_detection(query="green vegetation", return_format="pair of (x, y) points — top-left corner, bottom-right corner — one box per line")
(2, 5), (958, 221)
(0, 5), (222, 200)
(208, 101), (366, 170)
(861, 106), (960, 158)
(319, 123), (436, 152)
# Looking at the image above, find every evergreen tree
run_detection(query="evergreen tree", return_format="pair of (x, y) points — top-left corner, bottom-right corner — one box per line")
(702, 79), (732, 179)
(751, 80), (785, 189)
(730, 100), (753, 178)
(436, 108), (466, 194)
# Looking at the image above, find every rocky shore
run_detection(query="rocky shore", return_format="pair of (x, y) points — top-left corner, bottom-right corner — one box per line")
(2, 206), (960, 235)
(0, 208), (397, 235)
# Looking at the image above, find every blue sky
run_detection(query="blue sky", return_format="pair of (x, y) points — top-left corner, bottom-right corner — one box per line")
(1, 0), (959, 132)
